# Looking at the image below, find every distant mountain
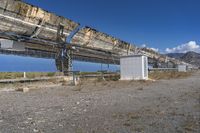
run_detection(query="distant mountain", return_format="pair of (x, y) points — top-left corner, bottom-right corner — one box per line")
(180, 52), (200, 67)
(167, 51), (200, 67)
(166, 53), (185, 59)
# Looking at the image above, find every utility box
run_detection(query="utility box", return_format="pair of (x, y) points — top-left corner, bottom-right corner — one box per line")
(0, 39), (25, 51)
(120, 55), (148, 80)
(178, 64), (187, 72)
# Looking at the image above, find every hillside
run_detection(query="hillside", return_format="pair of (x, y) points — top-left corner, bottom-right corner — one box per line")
(167, 51), (200, 67)
(181, 51), (200, 67)
(166, 53), (185, 59)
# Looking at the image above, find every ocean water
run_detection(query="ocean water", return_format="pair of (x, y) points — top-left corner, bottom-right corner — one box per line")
(0, 55), (119, 72)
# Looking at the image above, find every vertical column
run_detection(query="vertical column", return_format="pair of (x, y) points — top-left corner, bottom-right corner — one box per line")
(55, 24), (72, 75)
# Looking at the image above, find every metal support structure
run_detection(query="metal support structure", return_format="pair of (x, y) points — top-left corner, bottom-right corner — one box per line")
(55, 24), (73, 75)
(31, 19), (46, 38)
(0, 0), (193, 73)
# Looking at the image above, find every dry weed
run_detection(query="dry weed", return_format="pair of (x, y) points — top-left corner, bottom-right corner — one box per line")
(149, 71), (192, 80)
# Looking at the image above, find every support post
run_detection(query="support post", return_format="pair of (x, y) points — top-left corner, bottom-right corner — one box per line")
(55, 24), (73, 75)
(55, 49), (72, 75)
(23, 72), (26, 78)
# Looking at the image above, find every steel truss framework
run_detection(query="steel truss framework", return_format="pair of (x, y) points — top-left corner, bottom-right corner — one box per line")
(0, 0), (191, 73)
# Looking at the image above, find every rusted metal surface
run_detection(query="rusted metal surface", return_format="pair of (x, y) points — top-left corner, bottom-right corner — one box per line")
(71, 27), (136, 56)
(71, 27), (183, 65)
(0, 0), (191, 72)
(0, 0), (79, 42)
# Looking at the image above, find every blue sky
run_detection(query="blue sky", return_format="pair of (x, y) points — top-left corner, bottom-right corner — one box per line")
(23, 0), (200, 52)
(0, 0), (200, 72)
(0, 55), (118, 72)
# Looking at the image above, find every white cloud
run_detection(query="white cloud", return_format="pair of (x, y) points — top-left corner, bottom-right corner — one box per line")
(140, 44), (159, 52)
(165, 41), (200, 53)
(141, 44), (147, 48)
(150, 48), (159, 52)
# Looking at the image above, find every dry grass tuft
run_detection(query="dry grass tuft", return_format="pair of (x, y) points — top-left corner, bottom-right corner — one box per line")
(0, 72), (23, 79)
(0, 72), (61, 79)
(149, 71), (192, 80)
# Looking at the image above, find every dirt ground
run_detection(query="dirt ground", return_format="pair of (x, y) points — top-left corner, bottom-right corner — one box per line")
(0, 72), (199, 133)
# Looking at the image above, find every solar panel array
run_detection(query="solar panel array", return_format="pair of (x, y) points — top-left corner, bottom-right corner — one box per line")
(0, 0), (135, 56)
(71, 27), (136, 56)
(0, 0), (186, 66)
(0, 0), (79, 42)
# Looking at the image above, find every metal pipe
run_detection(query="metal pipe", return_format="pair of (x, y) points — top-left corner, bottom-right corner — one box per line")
(0, 13), (69, 35)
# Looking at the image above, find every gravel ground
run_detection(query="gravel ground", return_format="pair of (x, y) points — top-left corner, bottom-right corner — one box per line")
(0, 72), (199, 133)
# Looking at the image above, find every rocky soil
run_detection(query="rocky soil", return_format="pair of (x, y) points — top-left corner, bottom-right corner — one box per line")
(0, 72), (200, 133)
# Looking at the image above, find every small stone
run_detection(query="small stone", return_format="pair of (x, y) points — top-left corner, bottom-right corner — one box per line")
(85, 100), (90, 103)
(123, 123), (131, 127)
(71, 124), (75, 127)
(59, 123), (63, 127)
(23, 87), (30, 93)
(16, 87), (30, 93)
(81, 99), (85, 102)
(72, 107), (77, 109)
(38, 120), (45, 123)
(0, 120), (3, 123)
(18, 127), (25, 130)
(159, 111), (165, 115)
(174, 101), (178, 104)
(76, 102), (80, 105)
(33, 128), (39, 133)
(27, 118), (33, 120)
(23, 121), (29, 124)
(60, 108), (65, 111)
(30, 121), (35, 125)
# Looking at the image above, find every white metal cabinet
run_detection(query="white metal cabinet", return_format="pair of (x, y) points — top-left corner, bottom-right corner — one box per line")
(120, 55), (148, 80)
